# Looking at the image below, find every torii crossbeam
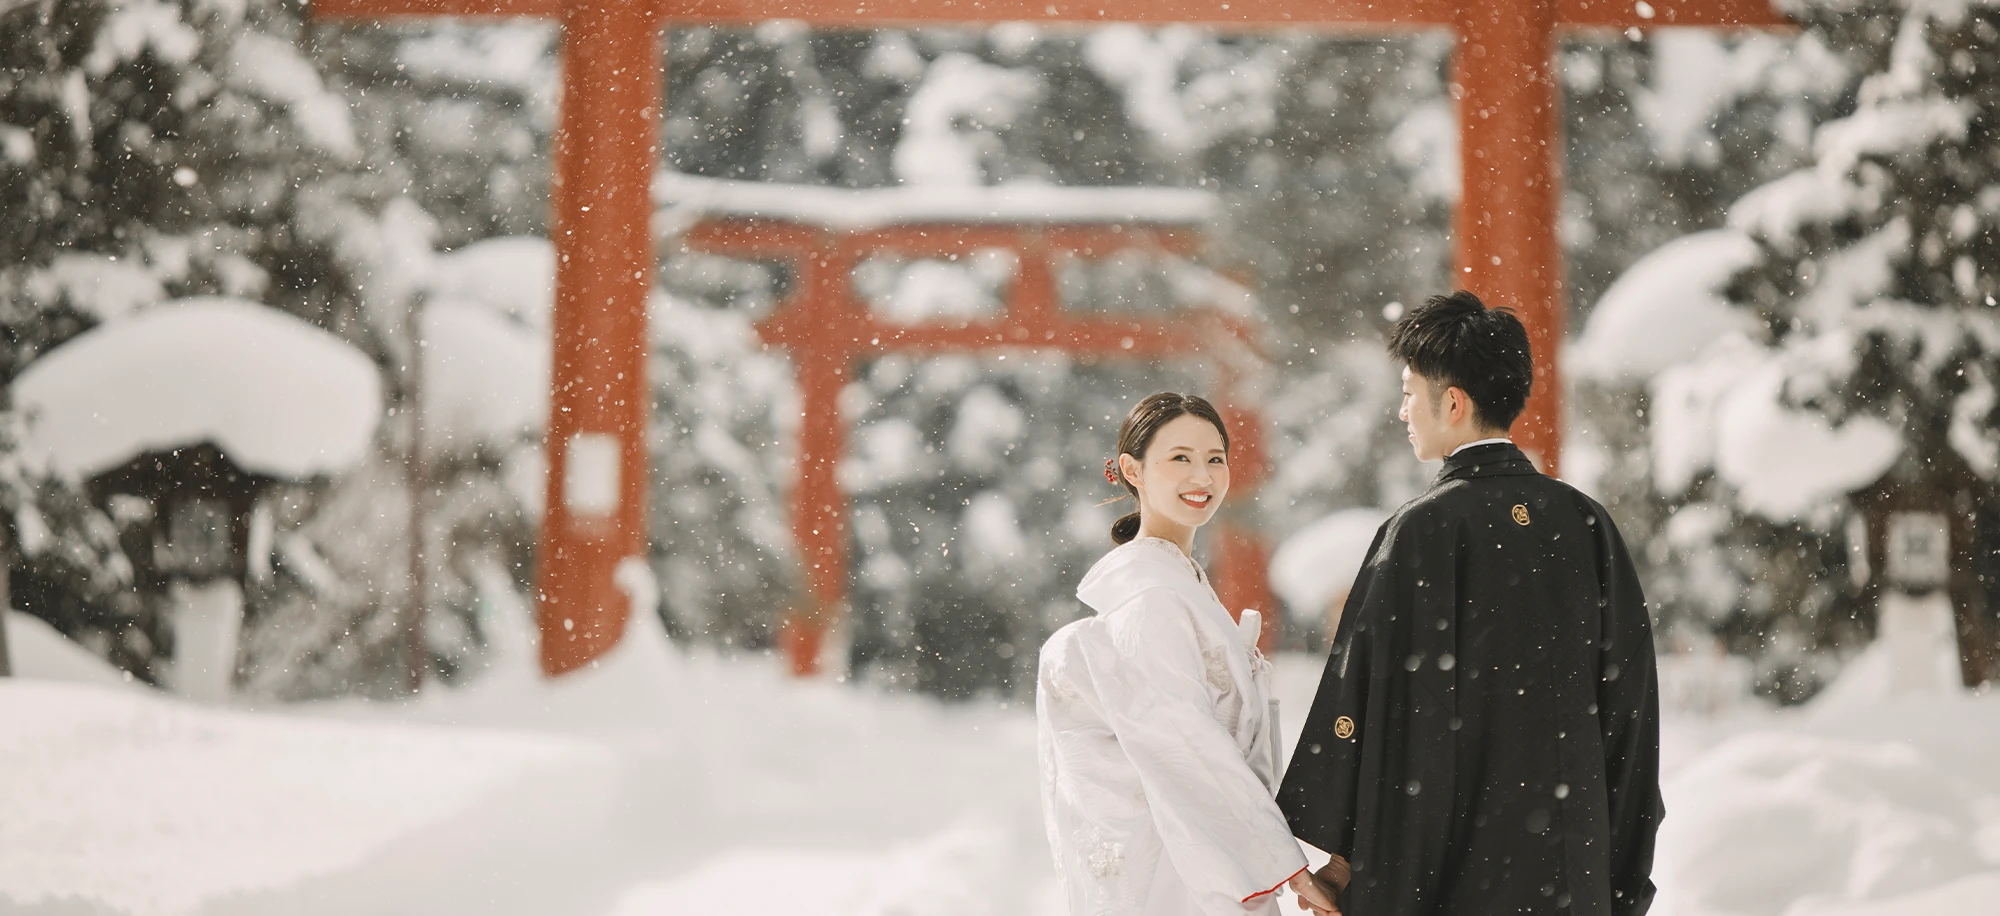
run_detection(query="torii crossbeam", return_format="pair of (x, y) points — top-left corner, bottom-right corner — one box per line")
(313, 0), (1789, 676)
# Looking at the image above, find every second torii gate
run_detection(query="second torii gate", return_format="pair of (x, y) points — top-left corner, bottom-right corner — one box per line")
(313, 0), (1790, 675)
(656, 173), (1274, 674)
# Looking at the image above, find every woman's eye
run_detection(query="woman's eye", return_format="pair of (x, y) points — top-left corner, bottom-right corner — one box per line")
(1172, 455), (1190, 462)
(1210, 457), (1226, 464)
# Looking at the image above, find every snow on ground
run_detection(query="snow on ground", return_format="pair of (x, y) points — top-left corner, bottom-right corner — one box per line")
(3, 610), (139, 691)
(9, 298), (382, 480)
(0, 671), (619, 916)
(3, 585), (1995, 916)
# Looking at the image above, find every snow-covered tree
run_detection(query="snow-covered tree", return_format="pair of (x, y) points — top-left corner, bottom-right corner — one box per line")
(0, 0), (395, 685)
(1598, 0), (2000, 699)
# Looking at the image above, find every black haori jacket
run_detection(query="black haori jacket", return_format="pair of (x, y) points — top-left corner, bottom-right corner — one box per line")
(1279, 443), (1663, 916)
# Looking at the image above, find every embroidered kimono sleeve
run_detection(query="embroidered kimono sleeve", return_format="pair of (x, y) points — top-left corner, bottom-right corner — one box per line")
(1087, 588), (1307, 908)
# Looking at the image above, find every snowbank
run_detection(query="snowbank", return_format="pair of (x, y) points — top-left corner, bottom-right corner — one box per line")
(3, 609), (137, 690)
(6, 608), (1994, 916)
(1571, 230), (1760, 384)
(1654, 674), (2000, 916)
(1268, 508), (1387, 625)
(11, 298), (382, 480)
(1652, 584), (2000, 916)
(654, 171), (1217, 231)
(604, 824), (1032, 916)
(0, 679), (618, 916)
(1655, 722), (2000, 916)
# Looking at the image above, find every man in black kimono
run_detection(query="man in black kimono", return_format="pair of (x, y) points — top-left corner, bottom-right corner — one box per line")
(1280, 291), (1662, 916)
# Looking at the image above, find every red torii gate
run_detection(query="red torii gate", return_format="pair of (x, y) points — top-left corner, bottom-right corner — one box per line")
(657, 174), (1273, 673)
(313, 0), (1790, 676)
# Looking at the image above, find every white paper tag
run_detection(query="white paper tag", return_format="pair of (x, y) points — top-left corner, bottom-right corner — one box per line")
(564, 432), (621, 518)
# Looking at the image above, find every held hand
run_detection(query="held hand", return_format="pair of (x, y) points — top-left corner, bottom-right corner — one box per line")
(1288, 870), (1339, 916)
(1315, 855), (1352, 896)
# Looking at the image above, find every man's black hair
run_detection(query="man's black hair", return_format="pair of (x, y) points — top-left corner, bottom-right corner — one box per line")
(1387, 290), (1533, 431)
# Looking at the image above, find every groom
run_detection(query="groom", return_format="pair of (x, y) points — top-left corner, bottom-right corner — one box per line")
(1280, 291), (1662, 916)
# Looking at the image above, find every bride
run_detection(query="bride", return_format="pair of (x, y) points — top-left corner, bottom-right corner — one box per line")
(1036, 392), (1336, 915)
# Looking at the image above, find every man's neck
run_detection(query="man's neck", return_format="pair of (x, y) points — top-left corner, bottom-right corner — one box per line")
(1447, 434), (1513, 457)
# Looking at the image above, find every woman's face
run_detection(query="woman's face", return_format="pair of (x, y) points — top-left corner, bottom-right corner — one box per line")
(1121, 413), (1230, 533)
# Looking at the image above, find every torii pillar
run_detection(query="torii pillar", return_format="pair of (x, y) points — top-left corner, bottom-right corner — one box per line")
(314, 0), (1788, 674)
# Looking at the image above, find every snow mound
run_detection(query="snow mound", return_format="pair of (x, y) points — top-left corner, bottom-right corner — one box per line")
(1713, 364), (1901, 521)
(1268, 508), (1388, 624)
(1654, 695), (2000, 916)
(4, 609), (137, 690)
(420, 299), (548, 457)
(11, 298), (382, 480)
(1572, 230), (1760, 384)
(0, 679), (618, 916)
(1810, 591), (1965, 711)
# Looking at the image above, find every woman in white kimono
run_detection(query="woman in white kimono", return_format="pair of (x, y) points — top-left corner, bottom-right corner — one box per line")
(1037, 392), (1337, 916)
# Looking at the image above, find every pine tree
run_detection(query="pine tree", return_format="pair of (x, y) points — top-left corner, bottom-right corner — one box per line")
(1636, 0), (2000, 698)
(0, 0), (417, 688)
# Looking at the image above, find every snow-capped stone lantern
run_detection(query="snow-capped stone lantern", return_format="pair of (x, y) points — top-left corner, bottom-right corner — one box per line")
(1852, 461), (1994, 689)
(11, 299), (382, 699)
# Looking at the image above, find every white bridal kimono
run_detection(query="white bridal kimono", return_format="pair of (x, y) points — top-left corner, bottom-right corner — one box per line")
(1037, 537), (1307, 916)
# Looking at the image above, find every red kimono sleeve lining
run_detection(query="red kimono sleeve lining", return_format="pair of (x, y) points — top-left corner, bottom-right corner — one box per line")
(1242, 866), (1310, 904)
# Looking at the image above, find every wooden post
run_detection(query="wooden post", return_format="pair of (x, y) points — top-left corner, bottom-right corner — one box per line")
(535, 0), (661, 676)
(1455, 0), (1565, 474)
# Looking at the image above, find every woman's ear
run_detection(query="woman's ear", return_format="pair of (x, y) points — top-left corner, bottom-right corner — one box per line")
(1118, 453), (1143, 493)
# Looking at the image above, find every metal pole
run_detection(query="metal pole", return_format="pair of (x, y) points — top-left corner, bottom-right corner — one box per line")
(405, 293), (427, 694)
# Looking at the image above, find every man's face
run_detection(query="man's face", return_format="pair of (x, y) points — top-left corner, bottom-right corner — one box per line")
(1399, 366), (1453, 462)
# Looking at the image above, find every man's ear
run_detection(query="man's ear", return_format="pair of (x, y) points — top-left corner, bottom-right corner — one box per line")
(1447, 386), (1471, 426)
